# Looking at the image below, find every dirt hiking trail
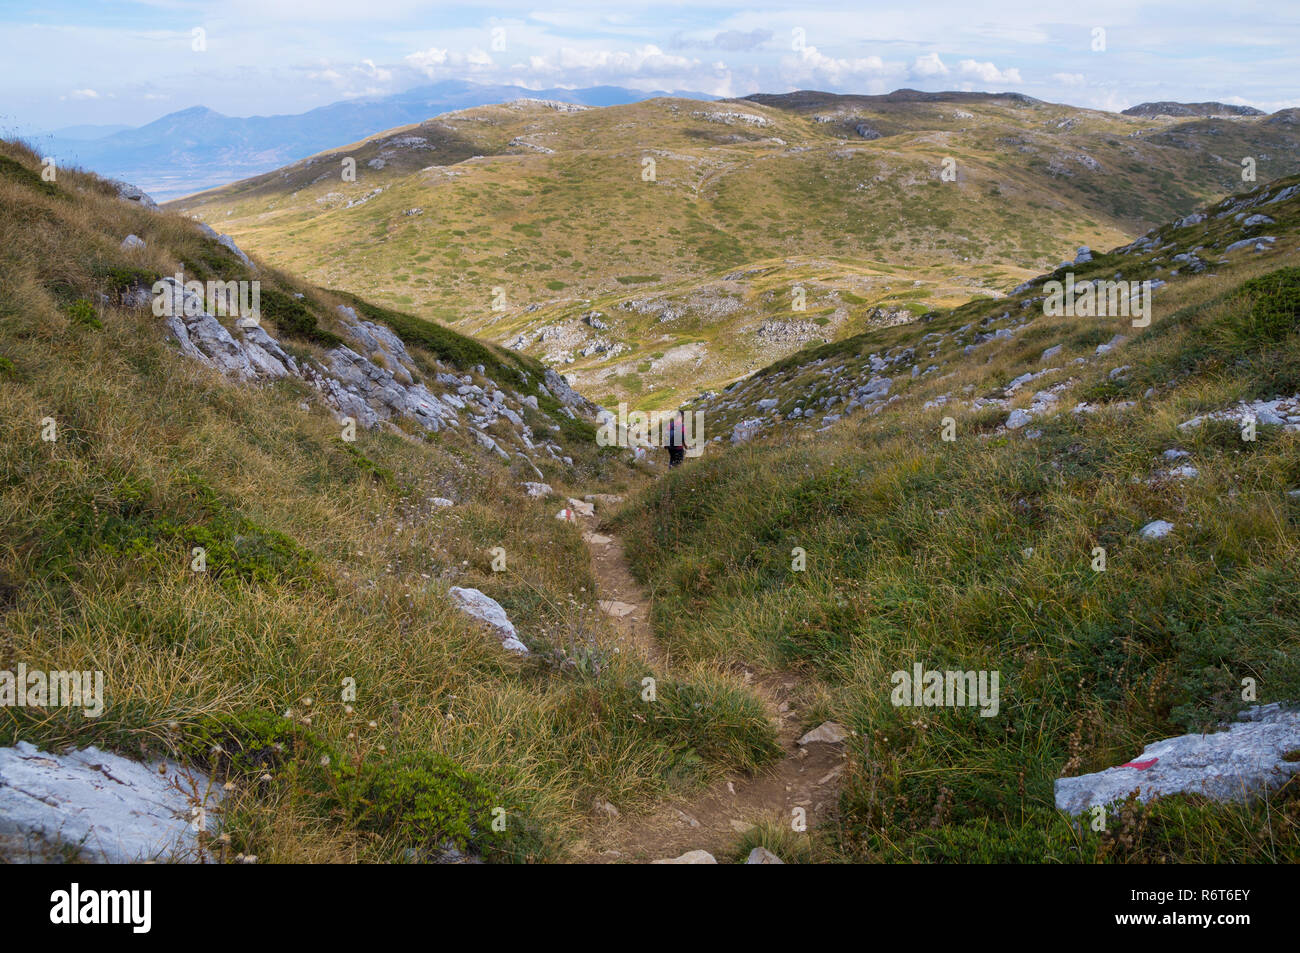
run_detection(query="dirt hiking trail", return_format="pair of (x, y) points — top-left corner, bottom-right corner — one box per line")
(571, 496), (845, 864)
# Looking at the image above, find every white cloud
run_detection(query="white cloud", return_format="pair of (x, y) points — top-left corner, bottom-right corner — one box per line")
(68, 88), (100, 99)
(512, 44), (726, 92)
(785, 45), (886, 85)
(1052, 72), (1087, 87)
(956, 59), (1022, 84)
(911, 52), (949, 78)
(405, 46), (495, 78)
(359, 59), (393, 83)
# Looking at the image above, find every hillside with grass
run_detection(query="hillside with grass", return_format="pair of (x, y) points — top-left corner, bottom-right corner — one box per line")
(3, 128), (1298, 864)
(609, 174), (1300, 861)
(0, 138), (780, 863)
(172, 90), (1300, 409)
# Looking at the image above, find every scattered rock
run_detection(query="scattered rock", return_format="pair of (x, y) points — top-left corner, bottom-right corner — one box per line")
(566, 498), (596, 518)
(108, 178), (158, 209)
(652, 849), (717, 864)
(732, 417), (765, 444)
(798, 721), (849, 745)
(746, 846), (785, 864)
(1095, 334), (1127, 356)
(1139, 519), (1175, 540)
(447, 587), (528, 654)
(1006, 408), (1034, 430)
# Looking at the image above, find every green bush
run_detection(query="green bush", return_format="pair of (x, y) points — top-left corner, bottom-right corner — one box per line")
(181, 710), (339, 790)
(259, 287), (344, 348)
(66, 298), (102, 330)
(92, 263), (154, 297)
(352, 752), (510, 856)
(1215, 266), (1300, 350)
(40, 475), (320, 591)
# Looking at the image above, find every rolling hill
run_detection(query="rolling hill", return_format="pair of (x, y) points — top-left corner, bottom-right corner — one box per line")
(171, 90), (1300, 409)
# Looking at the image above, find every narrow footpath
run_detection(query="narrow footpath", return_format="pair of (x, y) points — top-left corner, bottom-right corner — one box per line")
(572, 497), (846, 863)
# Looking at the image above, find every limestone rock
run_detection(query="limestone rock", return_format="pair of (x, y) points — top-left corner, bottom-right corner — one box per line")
(447, 587), (528, 654)
(0, 741), (218, 863)
(1006, 408), (1034, 430)
(652, 849), (717, 864)
(566, 498), (595, 517)
(798, 721), (849, 745)
(108, 178), (158, 209)
(746, 846), (785, 864)
(1140, 519), (1175, 540)
(1055, 704), (1300, 815)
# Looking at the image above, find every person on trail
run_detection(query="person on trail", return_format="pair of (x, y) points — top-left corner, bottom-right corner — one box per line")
(664, 410), (686, 468)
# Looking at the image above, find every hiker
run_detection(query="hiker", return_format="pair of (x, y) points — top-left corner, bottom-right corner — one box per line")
(665, 410), (686, 468)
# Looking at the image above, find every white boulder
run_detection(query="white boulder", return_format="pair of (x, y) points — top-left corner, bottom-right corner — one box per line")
(0, 741), (218, 863)
(447, 587), (528, 654)
(1055, 704), (1300, 816)
(1140, 519), (1175, 540)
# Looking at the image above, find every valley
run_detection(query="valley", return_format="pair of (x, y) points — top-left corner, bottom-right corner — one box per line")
(173, 91), (1300, 409)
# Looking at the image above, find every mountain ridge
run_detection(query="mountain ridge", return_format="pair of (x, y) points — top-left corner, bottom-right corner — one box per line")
(35, 81), (719, 200)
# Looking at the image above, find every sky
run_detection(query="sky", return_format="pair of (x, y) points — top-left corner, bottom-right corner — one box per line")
(3, 0), (1298, 133)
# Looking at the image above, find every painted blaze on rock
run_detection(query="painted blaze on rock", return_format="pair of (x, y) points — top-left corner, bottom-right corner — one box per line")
(1054, 703), (1300, 816)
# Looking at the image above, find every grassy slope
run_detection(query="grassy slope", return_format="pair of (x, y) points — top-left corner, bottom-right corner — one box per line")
(0, 140), (779, 863)
(172, 93), (1300, 408)
(612, 177), (1300, 862)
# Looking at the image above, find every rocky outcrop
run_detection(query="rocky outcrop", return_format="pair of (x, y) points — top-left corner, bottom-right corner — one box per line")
(543, 367), (598, 415)
(691, 110), (769, 127)
(157, 280), (588, 473)
(1178, 394), (1300, 433)
(1121, 101), (1265, 119)
(0, 741), (218, 863)
(195, 222), (255, 268)
(158, 278), (296, 382)
(1054, 703), (1300, 816)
